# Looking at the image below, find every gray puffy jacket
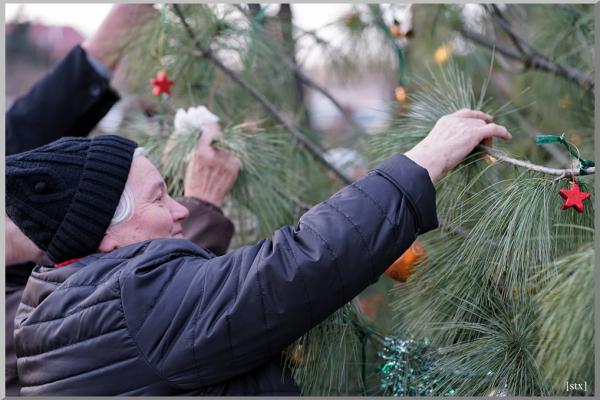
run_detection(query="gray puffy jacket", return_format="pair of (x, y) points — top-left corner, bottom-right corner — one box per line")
(15, 155), (438, 395)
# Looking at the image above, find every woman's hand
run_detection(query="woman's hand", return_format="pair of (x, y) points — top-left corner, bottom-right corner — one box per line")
(404, 109), (512, 182)
(183, 123), (241, 207)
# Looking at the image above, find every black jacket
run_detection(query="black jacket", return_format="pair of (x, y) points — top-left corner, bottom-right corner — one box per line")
(15, 155), (438, 395)
(6, 45), (119, 156)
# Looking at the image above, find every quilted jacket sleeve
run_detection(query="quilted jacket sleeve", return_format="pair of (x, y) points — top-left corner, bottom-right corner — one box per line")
(121, 154), (438, 389)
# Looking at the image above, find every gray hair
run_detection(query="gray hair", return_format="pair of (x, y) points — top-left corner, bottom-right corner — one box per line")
(110, 147), (147, 226)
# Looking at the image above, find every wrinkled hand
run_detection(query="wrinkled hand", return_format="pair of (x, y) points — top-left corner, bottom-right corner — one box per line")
(404, 109), (512, 182)
(82, 4), (157, 71)
(184, 123), (241, 207)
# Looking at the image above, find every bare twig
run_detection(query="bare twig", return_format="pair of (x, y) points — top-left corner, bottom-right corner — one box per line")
(458, 25), (521, 59)
(482, 146), (594, 176)
(272, 185), (311, 213)
(293, 24), (332, 48)
(488, 4), (594, 94)
(489, 5), (531, 56)
(458, 24), (594, 93)
(172, 4), (353, 185)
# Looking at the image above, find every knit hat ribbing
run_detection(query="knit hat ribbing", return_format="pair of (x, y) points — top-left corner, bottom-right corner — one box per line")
(6, 135), (137, 263)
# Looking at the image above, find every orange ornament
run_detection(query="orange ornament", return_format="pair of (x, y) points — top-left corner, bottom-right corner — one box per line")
(390, 23), (402, 38)
(434, 44), (452, 65)
(559, 95), (571, 109)
(385, 240), (427, 283)
(394, 86), (408, 103)
(343, 12), (361, 29)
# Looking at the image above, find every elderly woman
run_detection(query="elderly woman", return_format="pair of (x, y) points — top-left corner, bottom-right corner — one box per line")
(6, 109), (510, 395)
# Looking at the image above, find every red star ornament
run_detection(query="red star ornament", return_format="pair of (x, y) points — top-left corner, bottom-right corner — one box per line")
(559, 181), (590, 213)
(150, 70), (174, 96)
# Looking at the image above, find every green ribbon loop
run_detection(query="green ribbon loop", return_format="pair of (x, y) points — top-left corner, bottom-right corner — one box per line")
(579, 159), (595, 175)
(536, 133), (594, 175)
(535, 134), (564, 145)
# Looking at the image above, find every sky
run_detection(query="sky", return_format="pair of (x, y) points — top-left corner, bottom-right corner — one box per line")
(5, 3), (353, 37)
(5, 4), (114, 36)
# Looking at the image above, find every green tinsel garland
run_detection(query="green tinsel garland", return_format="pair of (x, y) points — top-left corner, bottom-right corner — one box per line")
(378, 336), (456, 397)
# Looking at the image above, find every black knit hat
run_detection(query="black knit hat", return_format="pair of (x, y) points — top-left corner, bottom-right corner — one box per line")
(6, 135), (137, 263)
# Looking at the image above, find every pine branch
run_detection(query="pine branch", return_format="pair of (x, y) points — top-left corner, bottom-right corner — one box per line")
(234, 4), (366, 134)
(482, 146), (595, 177)
(438, 215), (499, 247)
(457, 24), (594, 94)
(534, 243), (594, 394)
(171, 4), (353, 185)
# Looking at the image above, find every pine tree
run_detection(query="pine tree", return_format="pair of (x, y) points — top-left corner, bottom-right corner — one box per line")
(114, 4), (594, 396)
